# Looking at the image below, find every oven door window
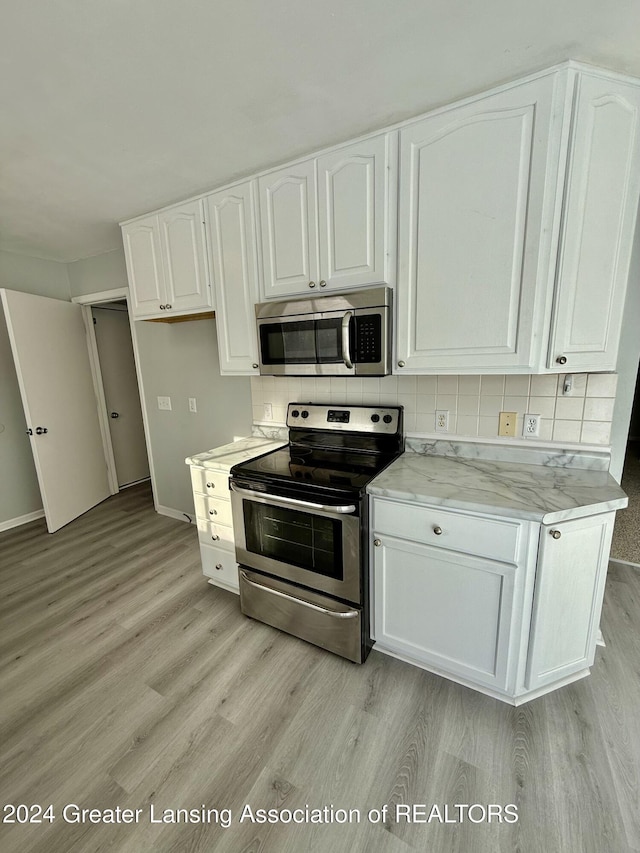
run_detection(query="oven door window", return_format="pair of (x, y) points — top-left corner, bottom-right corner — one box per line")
(259, 320), (317, 364)
(243, 502), (343, 580)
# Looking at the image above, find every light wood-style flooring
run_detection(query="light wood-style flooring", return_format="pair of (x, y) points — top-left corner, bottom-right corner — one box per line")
(1, 484), (639, 853)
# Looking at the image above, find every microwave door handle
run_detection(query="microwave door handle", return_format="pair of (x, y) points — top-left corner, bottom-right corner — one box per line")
(341, 311), (354, 369)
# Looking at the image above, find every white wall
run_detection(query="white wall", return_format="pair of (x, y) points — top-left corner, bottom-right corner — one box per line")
(135, 319), (252, 516)
(610, 218), (640, 482)
(0, 250), (71, 527)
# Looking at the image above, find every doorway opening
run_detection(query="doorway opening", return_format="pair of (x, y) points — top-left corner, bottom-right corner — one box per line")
(73, 288), (154, 503)
(611, 365), (640, 567)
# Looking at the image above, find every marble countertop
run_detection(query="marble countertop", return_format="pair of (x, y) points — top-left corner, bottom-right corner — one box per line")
(367, 451), (628, 524)
(185, 436), (286, 472)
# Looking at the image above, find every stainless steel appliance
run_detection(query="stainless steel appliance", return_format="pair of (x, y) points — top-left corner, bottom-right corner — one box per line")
(229, 403), (404, 662)
(255, 287), (392, 376)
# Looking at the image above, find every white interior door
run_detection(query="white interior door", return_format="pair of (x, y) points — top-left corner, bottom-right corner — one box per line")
(92, 306), (149, 487)
(0, 289), (111, 533)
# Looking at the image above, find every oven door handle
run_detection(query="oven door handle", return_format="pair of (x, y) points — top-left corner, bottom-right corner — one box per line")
(230, 482), (356, 515)
(341, 310), (354, 369)
(240, 571), (359, 619)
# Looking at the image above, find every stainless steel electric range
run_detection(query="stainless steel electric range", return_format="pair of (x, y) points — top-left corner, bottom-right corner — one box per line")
(229, 403), (404, 663)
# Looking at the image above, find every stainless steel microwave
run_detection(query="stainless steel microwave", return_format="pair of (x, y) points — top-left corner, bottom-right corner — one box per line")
(255, 287), (392, 376)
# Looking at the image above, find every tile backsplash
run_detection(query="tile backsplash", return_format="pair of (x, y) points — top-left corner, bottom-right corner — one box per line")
(251, 373), (618, 446)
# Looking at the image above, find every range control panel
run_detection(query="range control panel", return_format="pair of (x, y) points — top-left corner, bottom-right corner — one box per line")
(287, 403), (401, 435)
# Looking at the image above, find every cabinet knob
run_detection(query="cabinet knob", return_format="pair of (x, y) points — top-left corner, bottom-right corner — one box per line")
(319, 280), (327, 288)
(159, 304), (166, 310)
(373, 538), (381, 547)
(206, 482), (214, 488)
(556, 356), (567, 365)
(550, 529), (562, 539)
(165, 303), (172, 309)
(252, 363), (259, 369)
(211, 534), (219, 541)
(209, 509), (217, 515)
(215, 563), (223, 570)
(433, 526), (443, 535)
(308, 281), (316, 288)
(397, 360), (405, 368)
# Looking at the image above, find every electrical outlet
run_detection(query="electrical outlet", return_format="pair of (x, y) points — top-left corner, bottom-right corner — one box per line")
(263, 403), (273, 421)
(188, 397), (197, 413)
(498, 411), (517, 437)
(523, 413), (541, 437)
(435, 410), (449, 432)
(157, 396), (172, 411)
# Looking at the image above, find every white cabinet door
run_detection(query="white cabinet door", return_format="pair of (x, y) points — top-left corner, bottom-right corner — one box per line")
(122, 215), (165, 318)
(396, 74), (562, 373)
(548, 74), (640, 372)
(372, 534), (516, 691)
(526, 513), (615, 691)
(206, 183), (261, 375)
(159, 200), (212, 314)
(317, 134), (395, 291)
(258, 160), (319, 299)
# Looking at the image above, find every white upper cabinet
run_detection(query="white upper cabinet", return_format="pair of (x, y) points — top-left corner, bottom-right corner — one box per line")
(258, 134), (396, 299)
(258, 160), (319, 298)
(547, 73), (640, 372)
(317, 134), (396, 291)
(395, 74), (564, 373)
(122, 200), (212, 319)
(205, 182), (261, 375)
(121, 215), (165, 316)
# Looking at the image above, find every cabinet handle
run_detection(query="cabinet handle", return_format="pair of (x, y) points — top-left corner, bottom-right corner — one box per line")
(165, 303), (172, 309)
(252, 363), (259, 369)
(319, 280), (327, 288)
(373, 538), (381, 547)
(550, 529), (562, 539)
(159, 304), (166, 310)
(209, 509), (217, 515)
(556, 356), (567, 365)
(211, 534), (219, 541)
(433, 526), (443, 535)
(397, 360), (405, 368)
(215, 563), (223, 570)
(308, 281), (316, 288)
(206, 482), (214, 488)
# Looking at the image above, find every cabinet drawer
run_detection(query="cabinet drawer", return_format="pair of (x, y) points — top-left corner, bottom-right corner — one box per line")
(194, 493), (232, 526)
(373, 499), (521, 563)
(197, 518), (235, 548)
(190, 466), (229, 497)
(200, 543), (239, 592)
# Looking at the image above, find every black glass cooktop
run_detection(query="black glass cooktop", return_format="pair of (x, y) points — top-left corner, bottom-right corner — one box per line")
(230, 444), (399, 495)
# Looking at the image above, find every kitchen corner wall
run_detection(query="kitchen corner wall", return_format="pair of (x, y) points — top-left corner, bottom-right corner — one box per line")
(251, 372), (618, 446)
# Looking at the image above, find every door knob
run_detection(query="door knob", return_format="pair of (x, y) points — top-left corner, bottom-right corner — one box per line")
(110, 412), (120, 419)
(35, 426), (48, 435)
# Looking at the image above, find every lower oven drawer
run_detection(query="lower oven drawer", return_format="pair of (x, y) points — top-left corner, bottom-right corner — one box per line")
(239, 569), (363, 663)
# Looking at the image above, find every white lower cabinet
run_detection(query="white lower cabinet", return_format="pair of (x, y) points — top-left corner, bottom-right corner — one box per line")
(371, 497), (615, 704)
(189, 462), (239, 594)
(373, 534), (517, 691)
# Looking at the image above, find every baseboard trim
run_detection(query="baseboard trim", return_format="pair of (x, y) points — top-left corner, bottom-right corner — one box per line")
(0, 509), (45, 532)
(156, 505), (193, 524)
(609, 557), (640, 571)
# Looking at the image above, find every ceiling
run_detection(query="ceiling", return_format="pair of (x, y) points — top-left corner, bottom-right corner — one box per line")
(3, 0), (640, 264)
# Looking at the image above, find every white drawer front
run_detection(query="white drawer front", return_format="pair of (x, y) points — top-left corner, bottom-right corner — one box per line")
(373, 499), (521, 564)
(200, 543), (239, 592)
(197, 518), (235, 548)
(194, 493), (233, 526)
(190, 466), (229, 497)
